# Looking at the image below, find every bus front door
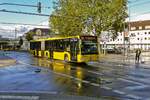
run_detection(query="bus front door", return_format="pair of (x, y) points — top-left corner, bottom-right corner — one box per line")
(50, 49), (53, 59)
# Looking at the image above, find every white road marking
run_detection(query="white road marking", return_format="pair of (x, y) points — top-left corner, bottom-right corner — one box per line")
(126, 94), (142, 99)
(117, 78), (143, 85)
(87, 70), (103, 76)
(82, 80), (90, 84)
(102, 86), (112, 90)
(90, 83), (100, 87)
(113, 90), (125, 95)
(125, 85), (148, 90)
(0, 95), (39, 100)
(128, 76), (150, 84)
(0, 91), (58, 94)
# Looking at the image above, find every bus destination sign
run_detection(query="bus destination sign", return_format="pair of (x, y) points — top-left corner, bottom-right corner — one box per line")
(81, 36), (97, 40)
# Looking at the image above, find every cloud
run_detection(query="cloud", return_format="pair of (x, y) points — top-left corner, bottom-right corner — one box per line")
(0, 25), (31, 38)
(40, 21), (49, 26)
(0, 23), (49, 38)
(127, 13), (150, 22)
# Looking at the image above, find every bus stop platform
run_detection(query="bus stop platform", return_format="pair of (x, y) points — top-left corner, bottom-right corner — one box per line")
(0, 51), (16, 67)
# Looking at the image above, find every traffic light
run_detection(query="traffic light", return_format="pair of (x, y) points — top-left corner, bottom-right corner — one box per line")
(37, 2), (41, 13)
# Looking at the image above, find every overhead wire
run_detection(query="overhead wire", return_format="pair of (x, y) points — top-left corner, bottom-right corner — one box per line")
(0, 22), (49, 26)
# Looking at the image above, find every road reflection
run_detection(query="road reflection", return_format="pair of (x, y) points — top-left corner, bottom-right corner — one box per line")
(32, 58), (119, 99)
(35, 58), (85, 86)
(3, 51), (121, 99)
(35, 58), (102, 84)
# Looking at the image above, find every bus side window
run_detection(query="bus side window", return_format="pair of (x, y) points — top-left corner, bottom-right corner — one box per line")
(67, 39), (70, 52)
(66, 45), (70, 52)
(59, 40), (64, 50)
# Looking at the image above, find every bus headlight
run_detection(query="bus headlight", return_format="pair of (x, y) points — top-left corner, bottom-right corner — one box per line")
(80, 57), (85, 61)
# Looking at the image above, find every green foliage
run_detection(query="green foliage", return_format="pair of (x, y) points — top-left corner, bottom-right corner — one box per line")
(50, 0), (128, 37)
(25, 32), (34, 41)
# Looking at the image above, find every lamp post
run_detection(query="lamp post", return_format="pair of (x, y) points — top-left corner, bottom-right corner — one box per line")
(15, 28), (17, 40)
(14, 27), (17, 50)
(127, 1), (131, 57)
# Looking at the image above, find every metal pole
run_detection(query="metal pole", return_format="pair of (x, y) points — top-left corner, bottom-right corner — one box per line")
(141, 37), (142, 50)
(128, 7), (131, 53)
(126, 1), (131, 63)
(15, 28), (17, 39)
(123, 24), (126, 56)
(14, 28), (17, 50)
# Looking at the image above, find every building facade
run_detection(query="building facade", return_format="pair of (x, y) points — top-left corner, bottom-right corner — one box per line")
(101, 20), (150, 51)
(129, 20), (150, 51)
(100, 31), (125, 50)
(22, 28), (51, 50)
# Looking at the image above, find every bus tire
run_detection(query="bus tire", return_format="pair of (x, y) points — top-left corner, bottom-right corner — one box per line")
(64, 54), (69, 62)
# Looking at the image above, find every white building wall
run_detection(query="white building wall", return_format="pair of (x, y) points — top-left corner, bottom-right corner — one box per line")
(100, 30), (150, 51)
(22, 40), (30, 50)
(101, 32), (124, 48)
(100, 20), (150, 51)
(129, 30), (150, 51)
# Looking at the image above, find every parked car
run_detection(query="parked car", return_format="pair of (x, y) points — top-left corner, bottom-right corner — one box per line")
(105, 47), (122, 54)
(114, 48), (122, 54)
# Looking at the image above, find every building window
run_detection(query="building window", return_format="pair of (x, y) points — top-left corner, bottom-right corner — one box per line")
(139, 26), (142, 30)
(131, 27), (136, 30)
(145, 32), (147, 34)
(137, 38), (139, 40)
(145, 25), (150, 29)
(145, 37), (147, 40)
(118, 39), (119, 41)
(149, 37), (150, 40)
(137, 33), (139, 35)
(149, 32), (150, 34)
(130, 33), (136, 37)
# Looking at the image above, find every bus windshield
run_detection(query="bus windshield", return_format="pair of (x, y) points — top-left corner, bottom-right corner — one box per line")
(81, 40), (98, 55)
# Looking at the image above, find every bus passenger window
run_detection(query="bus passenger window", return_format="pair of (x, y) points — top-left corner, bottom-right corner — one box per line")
(66, 45), (70, 51)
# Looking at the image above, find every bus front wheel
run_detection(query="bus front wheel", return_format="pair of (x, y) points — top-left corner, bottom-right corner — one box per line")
(64, 55), (69, 62)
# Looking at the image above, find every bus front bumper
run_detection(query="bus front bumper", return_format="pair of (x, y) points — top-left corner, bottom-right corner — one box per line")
(77, 54), (98, 63)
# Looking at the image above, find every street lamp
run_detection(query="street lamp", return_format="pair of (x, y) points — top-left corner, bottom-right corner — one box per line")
(127, 1), (131, 56)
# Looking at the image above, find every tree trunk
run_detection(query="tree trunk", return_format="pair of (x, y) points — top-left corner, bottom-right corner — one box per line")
(97, 36), (102, 62)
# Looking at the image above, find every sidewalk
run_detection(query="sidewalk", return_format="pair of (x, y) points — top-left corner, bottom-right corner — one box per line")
(99, 54), (133, 64)
(98, 52), (150, 67)
(0, 52), (16, 67)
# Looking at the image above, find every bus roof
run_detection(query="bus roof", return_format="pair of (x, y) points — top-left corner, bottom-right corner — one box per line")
(30, 38), (45, 42)
(45, 35), (80, 41)
(30, 35), (96, 42)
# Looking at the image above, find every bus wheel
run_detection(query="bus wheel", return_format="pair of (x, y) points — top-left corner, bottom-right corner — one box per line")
(64, 55), (69, 62)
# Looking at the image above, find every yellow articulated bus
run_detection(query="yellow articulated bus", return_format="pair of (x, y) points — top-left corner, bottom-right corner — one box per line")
(30, 35), (99, 63)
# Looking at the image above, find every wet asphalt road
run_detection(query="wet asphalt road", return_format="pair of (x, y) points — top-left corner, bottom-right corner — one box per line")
(1, 51), (150, 100)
